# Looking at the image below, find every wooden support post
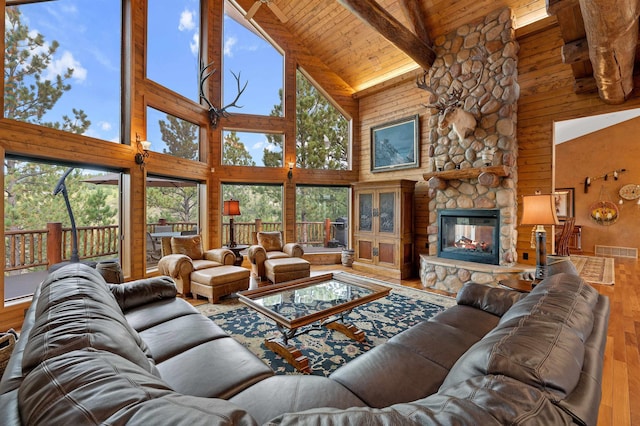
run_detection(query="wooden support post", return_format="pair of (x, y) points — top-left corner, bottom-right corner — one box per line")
(47, 222), (63, 267)
(324, 218), (331, 247)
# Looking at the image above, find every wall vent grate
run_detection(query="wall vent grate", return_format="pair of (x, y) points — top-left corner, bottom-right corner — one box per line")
(594, 245), (638, 259)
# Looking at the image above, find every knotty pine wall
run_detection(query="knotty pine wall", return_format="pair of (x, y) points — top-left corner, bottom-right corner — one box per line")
(356, 72), (432, 267)
(516, 16), (640, 262)
(356, 15), (640, 269)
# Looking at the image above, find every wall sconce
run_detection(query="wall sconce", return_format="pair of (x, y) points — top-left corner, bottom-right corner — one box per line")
(287, 162), (295, 181)
(134, 133), (151, 169)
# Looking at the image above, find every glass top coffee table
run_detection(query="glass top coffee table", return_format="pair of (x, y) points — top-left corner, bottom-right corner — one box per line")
(238, 273), (391, 373)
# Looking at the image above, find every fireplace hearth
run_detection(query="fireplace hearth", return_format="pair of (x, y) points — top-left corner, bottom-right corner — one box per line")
(437, 209), (500, 265)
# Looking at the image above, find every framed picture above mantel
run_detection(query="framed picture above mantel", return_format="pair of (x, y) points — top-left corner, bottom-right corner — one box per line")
(370, 114), (419, 173)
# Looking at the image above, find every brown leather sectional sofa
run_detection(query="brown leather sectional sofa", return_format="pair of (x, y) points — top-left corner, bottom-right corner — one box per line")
(0, 261), (609, 425)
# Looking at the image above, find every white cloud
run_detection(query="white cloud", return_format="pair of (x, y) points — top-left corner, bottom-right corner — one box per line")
(264, 143), (278, 153)
(178, 9), (196, 31)
(224, 36), (237, 57)
(99, 121), (112, 131)
(190, 33), (199, 56)
(252, 141), (264, 150)
(44, 50), (87, 83)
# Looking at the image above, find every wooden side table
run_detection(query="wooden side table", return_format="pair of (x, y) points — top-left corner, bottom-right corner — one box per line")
(498, 278), (536, 293)
(222, 244), (249, 266)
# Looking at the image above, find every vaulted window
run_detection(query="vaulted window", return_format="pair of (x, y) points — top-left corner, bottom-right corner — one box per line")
(4, 0), (122, 142)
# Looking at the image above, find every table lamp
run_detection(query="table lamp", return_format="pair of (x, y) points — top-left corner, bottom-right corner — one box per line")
(521, 194), (559, 281)
(223, 199), (241, 247)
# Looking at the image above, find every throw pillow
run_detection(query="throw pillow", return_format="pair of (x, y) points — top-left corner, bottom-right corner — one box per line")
(171, 235), (204, 260)
(257, 231), (283, 252)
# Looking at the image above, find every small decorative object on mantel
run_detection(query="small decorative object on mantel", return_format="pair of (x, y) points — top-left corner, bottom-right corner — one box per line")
(481, 147), (496, 166)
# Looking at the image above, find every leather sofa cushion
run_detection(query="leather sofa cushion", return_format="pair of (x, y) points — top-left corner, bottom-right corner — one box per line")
(257, 231), (283, 252)
(23, 264), (158, 376)
(456, 282), (526, 317)
(125, 297), (201, 332)
(441, 315), (584, 399)
(230, 375), (366, 425)
(429, 304), (500, 338)
(156, 337), (273, 399)
(388, 321), (481, 371)
(18, 349), (256, 426)
(108, 276), (177, 311)
(171, 235), (204, 260)
(500, 273), (598, 342)
(139, 313), (228, 363)
(330, 342), (449, 408)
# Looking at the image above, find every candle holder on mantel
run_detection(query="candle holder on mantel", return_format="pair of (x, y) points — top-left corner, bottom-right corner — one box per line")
(481, 147), (495, 166)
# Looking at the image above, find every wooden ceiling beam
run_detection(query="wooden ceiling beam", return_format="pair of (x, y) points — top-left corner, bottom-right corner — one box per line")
(399, 0), (432, 47)
(561, 38), (590, 64)
(546, 0), (579, 16)
(337, 0), (436, 70)
(579, 0), (639, 104)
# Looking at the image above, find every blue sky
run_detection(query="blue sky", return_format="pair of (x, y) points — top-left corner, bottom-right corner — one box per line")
(15, 0), (283, 166)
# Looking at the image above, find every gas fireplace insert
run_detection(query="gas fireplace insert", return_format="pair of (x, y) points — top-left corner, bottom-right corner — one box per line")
(437, 209), (500, 265)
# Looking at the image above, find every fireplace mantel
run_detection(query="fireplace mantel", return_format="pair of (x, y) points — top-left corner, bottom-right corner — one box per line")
(423, 165), (511, 189)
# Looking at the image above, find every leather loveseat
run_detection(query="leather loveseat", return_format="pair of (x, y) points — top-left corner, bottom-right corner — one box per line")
(0, 261), (609, 425)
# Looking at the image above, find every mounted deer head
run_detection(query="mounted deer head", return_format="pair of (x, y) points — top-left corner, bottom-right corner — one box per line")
(199, 61), (248, 128)
(417, 47), (487, 140)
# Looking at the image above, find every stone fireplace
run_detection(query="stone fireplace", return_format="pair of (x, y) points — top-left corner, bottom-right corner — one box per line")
(418, 8), (533, 293)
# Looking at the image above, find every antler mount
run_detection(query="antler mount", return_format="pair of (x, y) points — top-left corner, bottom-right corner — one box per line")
(199, 61), (248, 128)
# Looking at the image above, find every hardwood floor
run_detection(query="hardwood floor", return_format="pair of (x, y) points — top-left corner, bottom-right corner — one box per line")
(309, 261), (638, 426)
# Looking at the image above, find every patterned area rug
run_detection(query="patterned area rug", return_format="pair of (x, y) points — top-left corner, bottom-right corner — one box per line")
(197, 273), (455, 376)
(570, 255), (615, 285)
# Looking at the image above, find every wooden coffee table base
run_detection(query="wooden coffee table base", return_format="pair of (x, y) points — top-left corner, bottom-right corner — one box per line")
(325, 321), (366, 342)
(264, 338), (311, 374)
(265, 319), (367, 374)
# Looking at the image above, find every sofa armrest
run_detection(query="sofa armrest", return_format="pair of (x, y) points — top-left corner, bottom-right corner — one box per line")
(456, 282), (525, 317)
(108, 276), (177, 311)
(283, 243), (304, 258)
(247, 245), (266, 265)
(157, 254), (193, 279)
(203, 248), (236, 265)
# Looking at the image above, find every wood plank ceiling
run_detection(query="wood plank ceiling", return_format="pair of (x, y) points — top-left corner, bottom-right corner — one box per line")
(234, 0), (639, 104)
(233, 0), (550, 92)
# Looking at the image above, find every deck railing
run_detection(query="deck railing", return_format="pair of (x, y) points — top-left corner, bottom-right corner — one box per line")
(5, 219), (347, 275)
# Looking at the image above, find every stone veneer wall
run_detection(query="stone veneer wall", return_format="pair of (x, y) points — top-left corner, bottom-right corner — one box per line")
(421, 8), (520, 293)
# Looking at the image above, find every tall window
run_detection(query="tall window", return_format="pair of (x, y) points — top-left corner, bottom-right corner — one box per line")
(221, 184), (283, 245)
(296, 186), (349, 248)
(4, 1), (122, 142)
(147, 0), (200, 102)
(223, 1), (283, 117)
(145, 176), (199, 269)
(222, 130), (283, 167)
(4, 159), (120, 303)
(296, 70), (349, 170)
(146, 107), (200, 160)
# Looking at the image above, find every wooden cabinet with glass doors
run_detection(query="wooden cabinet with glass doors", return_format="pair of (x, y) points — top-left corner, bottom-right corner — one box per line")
(352, 180), (416, 279)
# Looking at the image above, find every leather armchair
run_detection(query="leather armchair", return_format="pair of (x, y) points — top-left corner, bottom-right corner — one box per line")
(247, 231), (304, 280)
(157, 235), (236, 297)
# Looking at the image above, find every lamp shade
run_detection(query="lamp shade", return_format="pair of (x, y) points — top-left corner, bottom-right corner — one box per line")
(223, 199), (241, 216)
(521, 194), (559, 226)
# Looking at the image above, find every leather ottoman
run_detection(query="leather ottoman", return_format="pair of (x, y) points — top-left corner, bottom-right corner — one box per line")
(264, 257), (310, 284)
(191, 265), (250, 303)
